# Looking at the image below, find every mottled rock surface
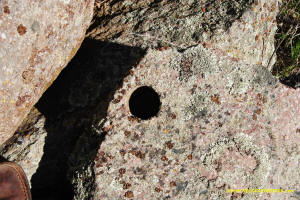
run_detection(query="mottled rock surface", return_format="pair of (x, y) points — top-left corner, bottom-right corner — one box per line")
(1, 0), (300, 200)
(93, 46), (299, 200)
(0, 0), (94, 144)
(88, 0), (278, 67)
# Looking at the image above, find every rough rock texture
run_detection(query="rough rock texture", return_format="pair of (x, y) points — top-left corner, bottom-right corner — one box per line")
(93, 46), (300, 200)
(0, 107), (46, 184)
(0, 0), (94, 145)
(1, 0), (300, 200)
(0, 40), (147, 199)
(88, 0), (279, 67)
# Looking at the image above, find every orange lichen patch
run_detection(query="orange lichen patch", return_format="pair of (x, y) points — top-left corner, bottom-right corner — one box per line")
(17, 24), (27, 35)
(210, 95), (221, 104)
(270, 3), (276, 12)
(202, 8), (206, 12)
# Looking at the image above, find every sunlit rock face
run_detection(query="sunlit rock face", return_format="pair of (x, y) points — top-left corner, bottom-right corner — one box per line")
(0, 0), (94, 144)
(93, 45), (299, 200)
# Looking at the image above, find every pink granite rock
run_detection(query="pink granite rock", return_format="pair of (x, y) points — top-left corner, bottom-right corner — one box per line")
(0, 0), (94, 144)
(93, 44), (300, 200)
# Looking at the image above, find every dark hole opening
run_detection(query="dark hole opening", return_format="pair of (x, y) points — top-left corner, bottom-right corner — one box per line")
(129, 86), (161, 120)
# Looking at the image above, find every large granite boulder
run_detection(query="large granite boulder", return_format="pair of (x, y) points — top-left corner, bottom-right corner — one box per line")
(93, 45), (299, 200)
(0, 0), (94, 144)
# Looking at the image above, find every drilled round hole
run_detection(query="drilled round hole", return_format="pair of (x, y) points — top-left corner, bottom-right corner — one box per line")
(129, 86), (161, 120)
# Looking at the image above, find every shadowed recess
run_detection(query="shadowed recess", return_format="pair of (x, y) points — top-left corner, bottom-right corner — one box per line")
(27, 39), (146, 200)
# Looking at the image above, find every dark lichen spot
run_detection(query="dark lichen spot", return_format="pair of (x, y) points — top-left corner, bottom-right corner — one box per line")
(124, 130), (131, 137)
(119, 168), (126, 176)
(17, 24), (27, 35)
(124, 191), (134, 198)
(224, 111), (231, 115)
(15, 95), (31, 107)
(3, 6), (10, 14)
(96, 170), (104, 175)
(135, 150), (145, 159)
(122, 182), (131, 189)
(172, 148), (185, 154)
(120, 149), (126, 156)
(165, 141), (174, 149)
(170, 181), (177, 187)
(176, 181), (188, 192)
(161, 156), (168, 161)
(22, 69), (35, 84)
(180, 56), (193, 78)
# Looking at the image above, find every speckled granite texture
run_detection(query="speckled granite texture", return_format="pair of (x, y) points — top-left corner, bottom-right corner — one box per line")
(0, 0), (94, 144)
(93, 46), (299, 200)
(0, 0), (299, 199)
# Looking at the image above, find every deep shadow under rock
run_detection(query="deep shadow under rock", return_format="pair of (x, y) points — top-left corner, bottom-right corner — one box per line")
(30, 38), (146, 200)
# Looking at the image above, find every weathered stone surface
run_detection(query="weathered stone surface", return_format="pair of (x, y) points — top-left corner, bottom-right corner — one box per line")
(89, 0), (255, 49)
(0, 107), (46, 184)
(88, 0), (279, 67)
(1, 0), (299, 199)
(93, 46), (299, 200)
(0, 0), (94, 144)
(0, 40), (147, 199)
